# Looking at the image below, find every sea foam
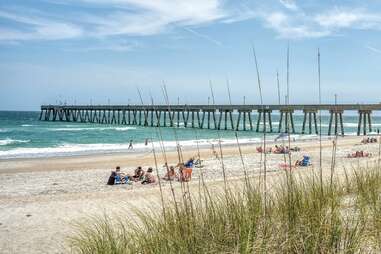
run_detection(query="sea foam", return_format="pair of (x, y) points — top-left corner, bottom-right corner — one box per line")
(50, 126), (136, 132)
(0, 138), (30, 146)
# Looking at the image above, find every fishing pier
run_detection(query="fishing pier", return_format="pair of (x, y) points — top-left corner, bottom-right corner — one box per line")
(40, 104), (381, 136)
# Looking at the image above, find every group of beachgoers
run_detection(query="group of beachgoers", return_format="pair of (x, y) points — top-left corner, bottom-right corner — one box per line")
(345, 137), (378, 158)
(107, 158), (196, 186)
(347, 150), (372, 158)
(361, 137), (378, 144)
(256, 145), (301, 154)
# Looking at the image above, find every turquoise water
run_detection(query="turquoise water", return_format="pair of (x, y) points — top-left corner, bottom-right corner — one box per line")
(0, 111), (380, 159)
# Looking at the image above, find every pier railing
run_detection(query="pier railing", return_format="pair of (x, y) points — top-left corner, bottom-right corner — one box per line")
(40, 104), (381, 136)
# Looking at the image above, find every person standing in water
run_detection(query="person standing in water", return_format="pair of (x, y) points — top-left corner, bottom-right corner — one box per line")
(128, 139), (133, 149)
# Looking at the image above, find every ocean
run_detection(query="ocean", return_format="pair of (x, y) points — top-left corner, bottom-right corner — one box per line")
(0, 111), (380, 159)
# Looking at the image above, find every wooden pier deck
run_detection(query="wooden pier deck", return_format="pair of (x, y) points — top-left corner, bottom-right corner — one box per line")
(40, 104), (381, 136)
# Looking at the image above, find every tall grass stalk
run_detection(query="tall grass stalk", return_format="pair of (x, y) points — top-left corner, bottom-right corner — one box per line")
(137, 88), (166, 218)
(252, 46), (268, 213)
(149, 94), (181, 220)
(209, 81), (228, 193)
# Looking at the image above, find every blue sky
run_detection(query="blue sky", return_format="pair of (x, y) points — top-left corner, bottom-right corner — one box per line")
(1, 0), (381, 110)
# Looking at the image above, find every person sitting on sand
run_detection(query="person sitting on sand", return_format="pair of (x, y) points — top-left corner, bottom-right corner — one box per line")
(273, 145), (291, 154)
(177, 163), (192, 182)
(256, 146), (272, 154)
(347, 150), (372, 158)
(115, 166), (121, 175)
(361, 137), (377, 144)
(129, 166), (145, 182)
(163, 165), (178, 181)
(115, 166), (123, 184)
(295, 155), (311, 167)
(116, 166), (131, 184)
(141, 167), (156, 184)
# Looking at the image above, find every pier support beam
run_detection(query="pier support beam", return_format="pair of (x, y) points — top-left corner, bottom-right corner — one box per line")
(256, 109), (273, 133)
(327, 109), (344, 136)
(302, 109), (318, 134)
(278, 109), (295, 133)
(217, 110), (234, 130)
(235, 110), (253, 131)
(357, 110), (372, 136)
(182, 110), (190, 127)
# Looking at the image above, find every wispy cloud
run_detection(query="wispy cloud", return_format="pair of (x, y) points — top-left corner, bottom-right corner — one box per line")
(365, 44), (381, 54)
(183, 27), (222, 46)
(0, 10), (82, 40)
(2, 0), (381, 43)
(0, 0), (227, 41)
(279, 0), (298, 11)
(66, 40), (139, 52)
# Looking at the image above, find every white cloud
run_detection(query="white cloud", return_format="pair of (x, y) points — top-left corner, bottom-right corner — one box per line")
(260, 12), (330, 39)
(279, 0), (298, 11)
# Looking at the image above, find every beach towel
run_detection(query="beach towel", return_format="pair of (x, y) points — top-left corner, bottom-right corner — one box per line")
(279, 163), (295, 170)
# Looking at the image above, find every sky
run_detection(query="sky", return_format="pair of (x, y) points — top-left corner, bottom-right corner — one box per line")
(1, 0), (381, 110)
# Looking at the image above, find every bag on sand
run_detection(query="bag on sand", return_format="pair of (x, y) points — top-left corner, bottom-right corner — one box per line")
(107, 172), (116, 185)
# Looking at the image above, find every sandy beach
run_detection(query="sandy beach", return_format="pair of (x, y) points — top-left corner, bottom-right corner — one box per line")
(0, 135), (380, 253)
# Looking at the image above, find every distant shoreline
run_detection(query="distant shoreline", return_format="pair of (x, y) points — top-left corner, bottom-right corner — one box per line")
(0, 135), (362, 174)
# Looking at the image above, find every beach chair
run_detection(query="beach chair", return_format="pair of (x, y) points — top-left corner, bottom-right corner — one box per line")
(181, 168), (193, 182)
(300, 156), (311, 166)
(194, 159), (204, 168)
(185, 159), (194, 168)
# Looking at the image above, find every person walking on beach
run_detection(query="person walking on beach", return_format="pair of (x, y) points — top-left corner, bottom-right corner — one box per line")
(128, 139), (133, 149)
(145, 138), (149, 146)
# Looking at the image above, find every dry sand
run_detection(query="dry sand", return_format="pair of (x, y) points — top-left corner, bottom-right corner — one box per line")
(0, 135), (380, 253)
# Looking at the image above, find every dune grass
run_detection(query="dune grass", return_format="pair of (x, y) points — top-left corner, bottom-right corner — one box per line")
(69, 167), (381, 253)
